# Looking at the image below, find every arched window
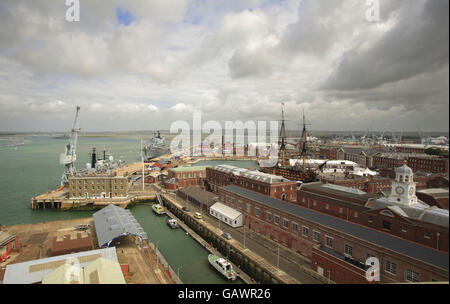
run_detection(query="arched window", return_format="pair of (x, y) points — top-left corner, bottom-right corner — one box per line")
(380, 210), (394, 218)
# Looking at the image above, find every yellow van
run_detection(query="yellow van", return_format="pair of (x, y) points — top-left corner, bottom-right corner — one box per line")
(194, 212), (203, 219)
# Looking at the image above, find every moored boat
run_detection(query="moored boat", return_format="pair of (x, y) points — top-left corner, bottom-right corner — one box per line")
(152, 204), (165, 215)
(167, 218), (179, 229)
(208, 254), (237, 281)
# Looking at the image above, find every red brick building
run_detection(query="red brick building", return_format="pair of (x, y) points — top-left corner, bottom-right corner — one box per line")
(394, 146), (426, 154)
(167, 166), (208, 189)
(297, 182), (449, 252)
(321, 175), (392, 194)
(373, 153), (449, 174)
(336, 147), (386, 168)
(319, 147), (338, 160)
(218, 185), (449, 283)
(206, 165), (297, 203)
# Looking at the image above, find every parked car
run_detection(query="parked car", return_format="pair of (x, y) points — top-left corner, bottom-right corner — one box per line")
(222, 232), (232, 240)
(182, 206), (190, 212)
(194, 212), (203, 219)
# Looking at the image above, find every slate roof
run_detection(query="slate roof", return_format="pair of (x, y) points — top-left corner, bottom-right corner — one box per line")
(93, 204), (147, 247)
(2, 247), (119, 284)
(222, 185), (449, 271)
(179, 186), (218, 206)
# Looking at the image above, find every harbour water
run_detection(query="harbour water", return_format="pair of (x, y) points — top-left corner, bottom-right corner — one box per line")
(0, 135), (253, 283)
(131, 204), (243, 284)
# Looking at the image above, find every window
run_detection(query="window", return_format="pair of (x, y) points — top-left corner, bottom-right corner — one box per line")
(344, 244), (353, 257)
(354, 211), (358, 218)
(385, 261), (397, 275)
(368, 216), (373, 223)
(246, 203), (251, 213)
(255, 207), (260, 217)
(382, 221), (391, 231)
(424, 231), (431, 239)
(405, 269), (420, 282)
(292, 222), (298, 233)
(339, 208), (343, 214)
(302, 226), (309, 237)
(401, 226), (407, 233)
(274, 215), (280, 225)
(266, 212), (272, 222)
(325, 204), (329, 210)
(282, 218), (289, 229)
(325, 236), (333, 248)
(313, 200), (316, 206)
(313, 231), (320, 242)
(238, 200), (243, 209)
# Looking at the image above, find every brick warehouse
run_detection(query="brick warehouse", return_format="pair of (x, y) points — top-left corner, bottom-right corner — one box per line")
(206, 164), (297, 202)
(297, 182), (449, 252)
(218, 185), (448, 283)
(373, 153), (449, 174)
(167, 165), (208, 189)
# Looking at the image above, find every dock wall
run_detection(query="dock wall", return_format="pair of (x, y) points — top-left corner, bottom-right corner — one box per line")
(160, 193), (300, 284)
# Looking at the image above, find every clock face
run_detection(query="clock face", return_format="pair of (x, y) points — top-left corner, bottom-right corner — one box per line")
(395, 186), (404, 195)
(409, 187), (414, 195)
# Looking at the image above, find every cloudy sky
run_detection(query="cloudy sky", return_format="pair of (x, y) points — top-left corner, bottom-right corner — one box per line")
(0, 0), (448, 133)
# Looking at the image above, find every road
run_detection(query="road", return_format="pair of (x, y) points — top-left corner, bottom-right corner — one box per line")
(169, 192), (323, 284)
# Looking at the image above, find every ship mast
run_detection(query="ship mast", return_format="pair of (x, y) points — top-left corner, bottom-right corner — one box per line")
(279, 103), (287, 167)
(300, 109), (308, 170)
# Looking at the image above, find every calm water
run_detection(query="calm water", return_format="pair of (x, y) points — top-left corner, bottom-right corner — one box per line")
(131, 204), (243, 284)
(0, 135), (142, 226)
(0, 135), (252, 283)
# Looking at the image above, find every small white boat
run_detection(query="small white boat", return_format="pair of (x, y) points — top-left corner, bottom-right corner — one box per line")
(208, 254), (237, 281)
(167, 218), (179, 229)
(152, 204), (165, 215)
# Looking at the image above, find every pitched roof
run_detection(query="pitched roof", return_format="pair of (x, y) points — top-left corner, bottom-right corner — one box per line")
(2, 247), (119, 284)
(222, 185), (449, 271)
(93, 204), (147, 247)
(41, 257), (125, 284)
(179, 186), (218, 205)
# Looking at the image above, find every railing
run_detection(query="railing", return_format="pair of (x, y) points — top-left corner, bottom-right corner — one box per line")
(147, 242), (183, 284)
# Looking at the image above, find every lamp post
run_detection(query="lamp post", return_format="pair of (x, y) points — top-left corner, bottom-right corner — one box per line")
(156, 240), (160, 271)
(243, 222), (246, 249)
(277, 243), (280, 269)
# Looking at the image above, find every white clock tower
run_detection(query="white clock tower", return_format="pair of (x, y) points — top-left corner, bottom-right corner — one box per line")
(388, 162), (418, 206)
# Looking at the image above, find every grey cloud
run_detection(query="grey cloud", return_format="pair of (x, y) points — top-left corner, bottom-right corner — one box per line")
(0, 0), (447, 133)
(322, 0), (449, 91)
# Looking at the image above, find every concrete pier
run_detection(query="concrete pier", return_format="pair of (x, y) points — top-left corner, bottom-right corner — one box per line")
(31, 191), (156, 210)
